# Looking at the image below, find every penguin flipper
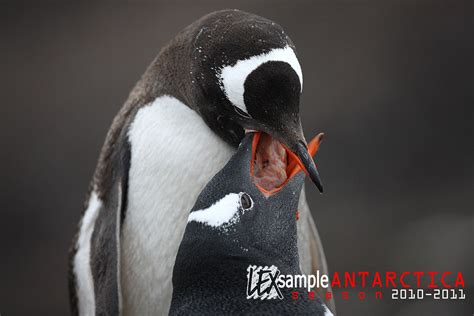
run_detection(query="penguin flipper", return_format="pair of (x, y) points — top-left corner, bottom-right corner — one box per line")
(88, 179), (124, 315)
(298, 186), (336, 314)
(68, 183), (124, 316)
(307, 210), (336, 314)
(69, 135), (130, 315)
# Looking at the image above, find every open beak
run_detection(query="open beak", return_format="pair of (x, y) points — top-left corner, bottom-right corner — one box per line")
(249, 129), (324, 196)
(243, 117), (324, 193)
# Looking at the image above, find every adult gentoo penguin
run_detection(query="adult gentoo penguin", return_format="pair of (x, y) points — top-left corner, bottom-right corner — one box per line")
(69, 9), (334, 315)
(171, 132), (332, 315)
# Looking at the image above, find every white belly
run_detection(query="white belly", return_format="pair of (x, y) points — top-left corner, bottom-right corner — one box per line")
(121, 95), (234, 315)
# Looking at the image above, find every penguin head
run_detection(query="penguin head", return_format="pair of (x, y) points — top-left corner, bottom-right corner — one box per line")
(189, 9), (324, 193)
(176, 132), (323, 269)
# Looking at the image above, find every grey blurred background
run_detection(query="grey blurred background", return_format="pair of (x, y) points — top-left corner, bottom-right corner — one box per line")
(1, 1), (473, 315)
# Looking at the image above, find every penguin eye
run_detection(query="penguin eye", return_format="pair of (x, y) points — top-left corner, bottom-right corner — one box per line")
(234, 106), (252, 119)
(239, 192), (253, 210)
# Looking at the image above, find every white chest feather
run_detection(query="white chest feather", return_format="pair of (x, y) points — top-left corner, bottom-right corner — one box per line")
(120, 95), (234, 315)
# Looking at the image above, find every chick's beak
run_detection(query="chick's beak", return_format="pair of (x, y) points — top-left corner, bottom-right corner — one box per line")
(242, 115), (324, 193)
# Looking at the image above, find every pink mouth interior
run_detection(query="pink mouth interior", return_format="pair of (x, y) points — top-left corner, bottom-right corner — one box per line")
(251, 132), (322, 196)
(253, 134), (288, 191)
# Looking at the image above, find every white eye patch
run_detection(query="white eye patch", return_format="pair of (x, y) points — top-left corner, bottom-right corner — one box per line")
(187, 192), (253, 229)
(219, 46), (303, 114)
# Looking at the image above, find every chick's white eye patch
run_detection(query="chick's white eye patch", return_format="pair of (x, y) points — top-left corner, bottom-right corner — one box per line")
(188, 192), (253, 230)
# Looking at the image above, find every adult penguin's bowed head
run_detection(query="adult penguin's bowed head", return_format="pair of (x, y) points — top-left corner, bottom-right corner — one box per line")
(69, 9), (332, 316)
(170, 132), (332, 315)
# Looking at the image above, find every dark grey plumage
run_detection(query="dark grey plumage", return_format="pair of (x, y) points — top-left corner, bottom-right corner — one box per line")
(170, 133), (329, 315)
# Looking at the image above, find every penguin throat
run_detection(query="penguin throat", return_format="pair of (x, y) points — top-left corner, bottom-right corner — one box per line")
(251, 132), (321, 196)
(253, 133), (288, 192)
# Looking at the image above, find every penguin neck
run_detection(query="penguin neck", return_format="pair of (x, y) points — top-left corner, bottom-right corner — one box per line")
(130, 38), (244, 148)
(173, 221), (301, 297)
(207, 228), (301, 272)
